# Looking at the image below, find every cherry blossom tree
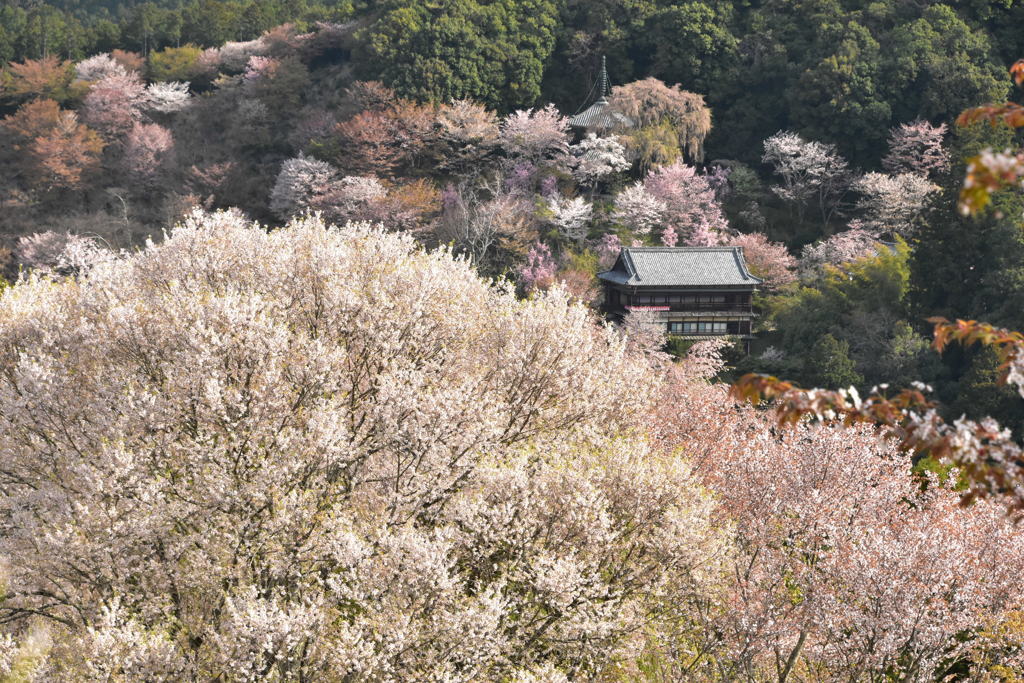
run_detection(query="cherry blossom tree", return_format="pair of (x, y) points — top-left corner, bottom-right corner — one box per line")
(644, 161), (728, 245)
(727, 232), (796, 289)
(122, 122), (174, 180)
(81, 71), (148, 139)
(546, 196), (593, 245)
(366, 178), (441, 234)
(652, 364), (1024, 680)
(312, 175), (386, 224)
(74, 53), (126, 82)
(433, 99), (500, 175)
(331, 101), (433, 176)
(852, 171), (939, 237)
(518, 241), (557, 293)
(269, 154), (338, 219)
(436, 181), (536, 268)
(798, 227), (879, 279)
(733, 318), (1024, 516)
(15, 231), (105, 276)
(596, 233), (622, 270)
(762, 131), (851, 227)
(622, 309), (671, 366)
(144, 81), (191, 113)
(612, 182), (666, 235)
(498, 105), (571, 168)
(882, 119), (950, 177)
(0, 211), (727, 680)
(202, 36), (270, 74)
(570, 134), (630, 189)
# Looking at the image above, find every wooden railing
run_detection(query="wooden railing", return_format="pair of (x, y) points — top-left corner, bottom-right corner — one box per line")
(624, 303), (753, 313)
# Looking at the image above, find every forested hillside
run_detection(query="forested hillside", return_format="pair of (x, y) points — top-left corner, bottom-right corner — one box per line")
(4, 2), (1024, 679)
(3, 2), (1023, 433)
(3, 0), (1023, 163)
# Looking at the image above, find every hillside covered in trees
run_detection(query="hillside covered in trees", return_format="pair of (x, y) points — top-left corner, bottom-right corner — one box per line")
(3, 3), (1024, 677)
(3, 1), (1023, 432)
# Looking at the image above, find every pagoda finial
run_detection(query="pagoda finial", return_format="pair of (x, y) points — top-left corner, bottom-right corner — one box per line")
(598, 55), (609, 100)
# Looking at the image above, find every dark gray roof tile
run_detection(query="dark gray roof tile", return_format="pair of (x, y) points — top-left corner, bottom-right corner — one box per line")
(598, 246), (763, 287)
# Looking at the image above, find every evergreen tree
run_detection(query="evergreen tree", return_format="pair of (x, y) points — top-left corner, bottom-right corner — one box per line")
(805, 333), (863, 389)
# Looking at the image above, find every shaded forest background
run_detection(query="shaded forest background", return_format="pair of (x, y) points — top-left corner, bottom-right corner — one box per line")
(3, 0), (1022, 166)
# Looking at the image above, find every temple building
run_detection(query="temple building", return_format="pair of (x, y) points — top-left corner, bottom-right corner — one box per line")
(568, 56), (632, 135)
(598, 246), (762, 348)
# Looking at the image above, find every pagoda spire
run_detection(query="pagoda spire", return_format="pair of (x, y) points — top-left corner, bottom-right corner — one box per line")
(597, 55), (609, 101)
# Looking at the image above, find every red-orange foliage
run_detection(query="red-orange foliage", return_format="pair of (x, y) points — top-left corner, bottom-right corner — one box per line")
(331, 100), (435, 175)
(111, 50), (145, 74)
(345, 80), (398, 112)
(1, 99), (105, 191)
(3, 56), (78, 103)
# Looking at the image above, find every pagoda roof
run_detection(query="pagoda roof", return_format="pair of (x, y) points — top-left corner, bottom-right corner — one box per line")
(569, 98), (631, 129)
(598, 246), (763, 288)
(569, 56), (632, 130)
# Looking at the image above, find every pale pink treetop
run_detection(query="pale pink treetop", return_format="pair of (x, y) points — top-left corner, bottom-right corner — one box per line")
(518, 241), (557, 293)
(852, 171), (938, 237)
(727, 232), (796, 289)
(81, 70), (148, 138)
(647, 367), (1024, 681)
(644, 161), (728, 245)
(242, 55), (278, 83)
(499, 104), (571, 166)
(122, 122), (174, 180)
(595, 233), (622, 270)
(612, 182), (665, 235)
(74, 53), (126, 82)
(882, 119), (950, 177)
(202, 36), (270, 73)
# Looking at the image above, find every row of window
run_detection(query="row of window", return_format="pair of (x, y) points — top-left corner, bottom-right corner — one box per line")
(668, 321), (729, 334)
(634, 294), (729, 305)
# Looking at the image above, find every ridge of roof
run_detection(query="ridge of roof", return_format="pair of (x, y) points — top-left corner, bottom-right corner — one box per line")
(597, 245), (764, 287)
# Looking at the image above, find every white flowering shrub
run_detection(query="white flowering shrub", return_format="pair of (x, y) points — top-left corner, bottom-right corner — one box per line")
(547, 195), (593, 244)
(269, 154), (338, 219)
(571, 134), (630, 186)
(612, 182), (666, 235)
(145, 81), (192, 113)
(75, 53), (126, 82)
(15, 231), (107, 276)
(852, 171), (939, 237)
(0, 211), (728, 680)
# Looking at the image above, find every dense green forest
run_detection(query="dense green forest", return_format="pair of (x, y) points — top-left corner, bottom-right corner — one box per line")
(4, 0), (1024, 164)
